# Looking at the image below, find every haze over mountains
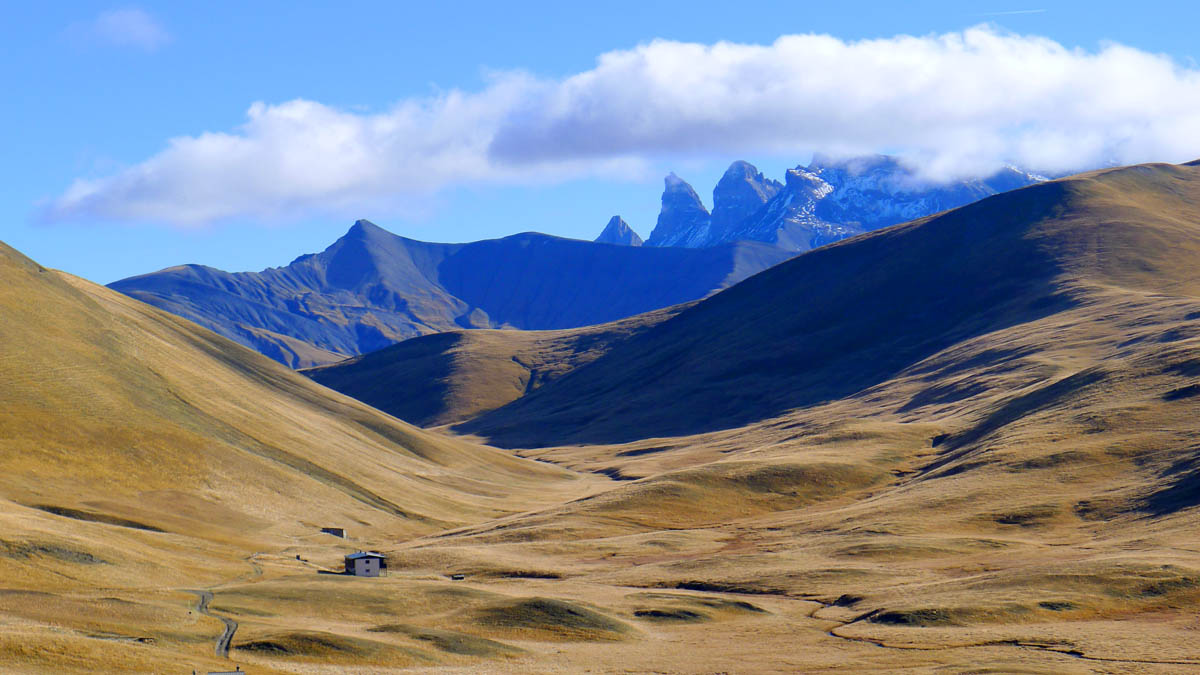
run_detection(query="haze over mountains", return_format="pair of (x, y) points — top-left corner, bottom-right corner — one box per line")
(110, 220), (791, 367)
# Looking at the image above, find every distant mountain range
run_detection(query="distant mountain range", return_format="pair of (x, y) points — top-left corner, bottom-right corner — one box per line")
(111, 154), (1046, 368)
(612, 155), (1045, 252)
(109, 220), (792, 367)
(7, 161), (1200, 671)
(457, 161), (1200, 447)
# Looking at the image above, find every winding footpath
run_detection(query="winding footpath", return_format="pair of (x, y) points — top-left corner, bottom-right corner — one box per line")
(187, 590), (237, 658)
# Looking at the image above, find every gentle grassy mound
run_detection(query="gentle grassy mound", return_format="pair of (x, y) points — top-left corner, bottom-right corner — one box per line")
(629, 592), (767, 615)
(583, 461), (883, 528)
(234, 630), (419, 663)
(0, 539), (106, 565)
(472, 597), (632, 641)
(633, 608), (710, 622)
(368, 623), (522, 656)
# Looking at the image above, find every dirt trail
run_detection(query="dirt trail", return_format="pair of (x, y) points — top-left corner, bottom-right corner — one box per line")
(188, 590), (237, 658)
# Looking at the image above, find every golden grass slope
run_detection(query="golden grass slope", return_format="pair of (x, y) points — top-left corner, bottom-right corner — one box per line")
(304, 304), (686, 427)
(0, 241), (603, 672)
(4, 161), (1200, 673)
(0, 241), (579, 528)
(403, 287), (1200, 669)
(367, 161), (1200, 670)
(221, 162), (1200, 672)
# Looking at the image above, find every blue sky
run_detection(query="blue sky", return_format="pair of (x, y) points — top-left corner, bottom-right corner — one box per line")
(4, 1), (1200, 284)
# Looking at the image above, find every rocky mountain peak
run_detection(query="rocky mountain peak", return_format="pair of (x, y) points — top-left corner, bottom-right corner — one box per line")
(641, 155), (1043, 252)
(663, 171), (691, 190)
(721, 160), (774, 187)
(709, 160), (784, 244)
(346, 218), (386, 237)
(645, 174), (712, 248)
(595, 216), (644, 246)
(783, 167), (833, 192)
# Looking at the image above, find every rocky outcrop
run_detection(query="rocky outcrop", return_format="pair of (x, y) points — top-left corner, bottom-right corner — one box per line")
(595, 216), (643, 246)
(644, 174), (712, 247)
(727, 167), (860, 252)
(645, 155), (1044, 252)
(708, 161), (783, 243)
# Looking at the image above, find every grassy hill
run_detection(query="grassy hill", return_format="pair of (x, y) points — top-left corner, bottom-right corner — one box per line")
(458, 162), (1200, 447)
(303, 304), (685, 427)
(5, 161), (1200, 672)
(367, 161), (1200, 670)
(0, 241), (599, 672)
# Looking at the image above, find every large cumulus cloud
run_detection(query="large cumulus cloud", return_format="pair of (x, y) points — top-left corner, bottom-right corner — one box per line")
(44, 26), (1200, 226)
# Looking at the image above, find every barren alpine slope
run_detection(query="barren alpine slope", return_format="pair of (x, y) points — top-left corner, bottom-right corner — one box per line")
(3, 161), (1200, 673)
(323, 161), (1200, 672)
(0, 240), (602, 673)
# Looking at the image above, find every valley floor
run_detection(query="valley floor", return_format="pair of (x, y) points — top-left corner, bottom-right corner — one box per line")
(6, 163), (1200, 672)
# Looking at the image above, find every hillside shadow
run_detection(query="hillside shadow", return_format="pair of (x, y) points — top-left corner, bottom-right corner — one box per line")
(436, 235), (791, 330)
(1142, 451), (1200, 516)
(457, 181), (1086, 447)
(306, 332), (462, 427)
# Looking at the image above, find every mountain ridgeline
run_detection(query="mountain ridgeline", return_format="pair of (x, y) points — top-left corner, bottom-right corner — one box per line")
(111, 154), (1044, 369)
(109, 221), (792, 367)
(641, 155), (1044, 252)
(458, 161), (1200, 447)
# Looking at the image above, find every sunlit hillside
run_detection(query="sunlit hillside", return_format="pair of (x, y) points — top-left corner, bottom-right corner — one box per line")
(3, 161), (1200, 672)
(331, 162), (1200, 671)
(0, 241), (598, 672)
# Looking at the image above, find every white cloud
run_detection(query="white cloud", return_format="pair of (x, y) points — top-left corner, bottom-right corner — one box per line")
(76, 8), (170, 51)
(45, 26), (1200, 227)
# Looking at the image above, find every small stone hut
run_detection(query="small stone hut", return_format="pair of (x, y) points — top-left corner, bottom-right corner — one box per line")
(345, 551), (386, 577)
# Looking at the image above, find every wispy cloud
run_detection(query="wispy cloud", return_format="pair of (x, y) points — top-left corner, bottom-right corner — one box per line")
(44, 26), (1200, 227)
(71, 7), (171, 51)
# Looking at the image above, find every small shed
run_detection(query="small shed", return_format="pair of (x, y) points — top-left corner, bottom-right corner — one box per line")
(321, 527), (347, 538)
(345, 551), (386, 577)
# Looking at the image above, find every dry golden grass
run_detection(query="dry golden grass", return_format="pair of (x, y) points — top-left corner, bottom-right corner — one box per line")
(0, 241), (602, 672)
(5, 161), (1200, 672)
(305, 304), (685, 427)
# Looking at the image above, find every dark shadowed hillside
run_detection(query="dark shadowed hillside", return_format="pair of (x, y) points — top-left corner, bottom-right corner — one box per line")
(109, 221), (793, 367)
(304, 304), (685, 427)
(459, 162), (1200, 447)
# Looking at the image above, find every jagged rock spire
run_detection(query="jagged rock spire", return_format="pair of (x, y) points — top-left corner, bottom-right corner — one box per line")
(645, 173), (711, 247)
(595, 216), (644, 246)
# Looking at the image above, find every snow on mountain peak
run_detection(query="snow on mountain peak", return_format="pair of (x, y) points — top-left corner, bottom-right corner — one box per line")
(645, 155), (1044, 252)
